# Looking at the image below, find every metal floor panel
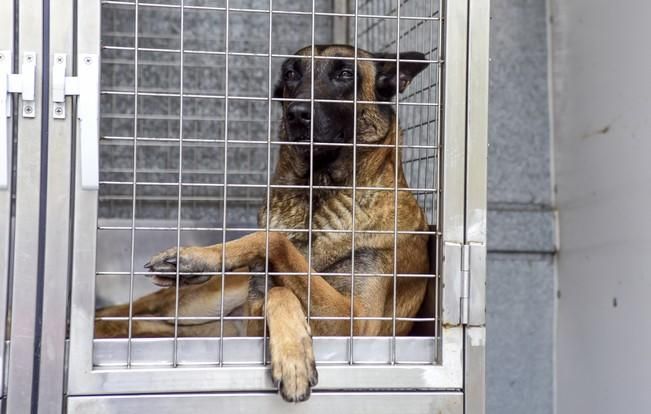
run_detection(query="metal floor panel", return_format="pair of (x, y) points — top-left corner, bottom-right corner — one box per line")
(67, 392), (463, 414)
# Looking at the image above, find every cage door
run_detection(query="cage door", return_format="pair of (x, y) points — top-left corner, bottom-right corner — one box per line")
(67, 0), (468, 409)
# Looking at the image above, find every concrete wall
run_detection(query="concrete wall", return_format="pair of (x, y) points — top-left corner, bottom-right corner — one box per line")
(550, 1), (651, 413)
(487, 1), (555, 414)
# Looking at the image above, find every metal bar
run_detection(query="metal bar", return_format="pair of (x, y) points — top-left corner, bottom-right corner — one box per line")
(36, 1), (75, 412)
(465, 0), (489, 327)
(172, 0), (185, 368)
(440, 0), (470, 326)
(100, 48), (441, 64)
(0, 0), (14, 400)
(435, 0), (445, 359)
(305, 0), (316, 326)
(262, 0), (274, 365)
(0, 51), (11, 190)
(99, 1), (442, 21)
(96, 271), (439, 278)
(68, 327), (462, 394)
(126, 0), (140, 368)
(68, 392), (463, 413)
(5, 2), (43, 411)
(349, 0), (359, 364)
(219, 0), (230, 367)
(100, 91), (441, 106)
(66, 0), (101, 394)
(391, 0), (402, 366)
(99, 136), (439, 150)
(464, 0), (489, 412)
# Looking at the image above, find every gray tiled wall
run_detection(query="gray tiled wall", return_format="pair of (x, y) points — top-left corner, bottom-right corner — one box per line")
(488, 1), (554, 414)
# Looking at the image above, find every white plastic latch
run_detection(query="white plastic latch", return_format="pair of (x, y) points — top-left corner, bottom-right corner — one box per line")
(1, 51), (37, 189)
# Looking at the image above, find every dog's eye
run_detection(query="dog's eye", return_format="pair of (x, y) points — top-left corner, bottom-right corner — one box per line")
(284, 69), (300, 81)
(337, 69), (354, 80)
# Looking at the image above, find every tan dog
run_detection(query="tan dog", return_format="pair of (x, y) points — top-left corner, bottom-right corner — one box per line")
(96, 45), (431, 402)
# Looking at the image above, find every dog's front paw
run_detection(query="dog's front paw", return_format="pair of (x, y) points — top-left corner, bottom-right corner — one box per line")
(144, 246), (221, 286)
(270, 334), (318, 402)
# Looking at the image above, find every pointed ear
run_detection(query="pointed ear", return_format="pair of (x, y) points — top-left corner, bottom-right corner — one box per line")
(374, 51), (429, 99)
(273, 82), (284, 99)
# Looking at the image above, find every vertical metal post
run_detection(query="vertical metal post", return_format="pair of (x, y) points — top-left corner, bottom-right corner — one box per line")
(67, 0), (101, 396)
(464, 0), (489, 413)
(0, 0), (15, 403)
(37, 0), (76, 411)
(6, 0), (44, 411)
(440, 0), (470, 326)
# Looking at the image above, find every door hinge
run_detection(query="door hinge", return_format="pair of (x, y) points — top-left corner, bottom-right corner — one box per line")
(1, 51), (36, 189)
(52, 53), (100, 190)
(460, 243), (471, 325)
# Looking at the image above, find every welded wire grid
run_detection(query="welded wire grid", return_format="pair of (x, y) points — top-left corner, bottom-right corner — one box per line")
(94, 0), (442, 368)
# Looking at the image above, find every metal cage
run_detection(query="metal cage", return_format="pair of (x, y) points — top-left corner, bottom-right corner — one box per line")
(0, 0), (488, 412)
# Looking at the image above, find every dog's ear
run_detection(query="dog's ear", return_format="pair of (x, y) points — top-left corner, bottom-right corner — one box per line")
(374, 51), (429, 99)
(273, 82), (284, 99)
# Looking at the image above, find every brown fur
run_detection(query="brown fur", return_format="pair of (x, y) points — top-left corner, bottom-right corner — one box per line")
(95, 45), (430, 402)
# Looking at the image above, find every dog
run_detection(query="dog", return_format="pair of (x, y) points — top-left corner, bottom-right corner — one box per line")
(95, 44), (432, 402)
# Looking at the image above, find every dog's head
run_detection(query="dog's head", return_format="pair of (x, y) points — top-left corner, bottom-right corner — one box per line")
(274, 45), (429, 159)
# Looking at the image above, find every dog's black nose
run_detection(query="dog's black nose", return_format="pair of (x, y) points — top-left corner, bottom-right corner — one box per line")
(286, 102), (311, 126)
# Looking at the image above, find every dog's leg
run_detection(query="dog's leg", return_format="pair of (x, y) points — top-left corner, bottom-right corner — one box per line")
(266, 286), (317, 402)
(147, 232), (383, 336)
(95, 274), (249, 338)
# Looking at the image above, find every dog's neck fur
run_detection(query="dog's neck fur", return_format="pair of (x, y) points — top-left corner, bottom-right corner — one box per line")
(258, 117), (407, 240)
(271, 118), (402, 189)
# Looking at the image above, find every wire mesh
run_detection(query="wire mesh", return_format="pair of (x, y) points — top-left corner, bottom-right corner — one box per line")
(94, 0), (442, 368)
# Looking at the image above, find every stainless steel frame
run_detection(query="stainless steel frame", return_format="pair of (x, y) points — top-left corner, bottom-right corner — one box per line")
(37, 1), (76, 412)
(464, 1), (490, 413)
(5, 0), (45, 412)
(0, 0), (488, 412)
(0, 0), (14, 404)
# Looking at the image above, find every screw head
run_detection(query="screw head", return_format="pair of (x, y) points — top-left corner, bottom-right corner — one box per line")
(26, 55), (33, 62)
(54, 106), (64, 115)
(56, 56), (64, 64)
(83, 56), (92, 65)
(0, 54), (4, 61)
(24, 105), (33, 114)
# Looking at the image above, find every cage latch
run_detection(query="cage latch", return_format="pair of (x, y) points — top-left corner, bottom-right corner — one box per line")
(1, 50), (36, 189)
(52, 53), (100, 190)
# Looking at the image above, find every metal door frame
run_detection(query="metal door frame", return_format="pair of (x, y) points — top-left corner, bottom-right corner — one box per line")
(0, 0), (15, 408)
(464, 1), (489, 413)
(3, 0), (47, 412)
(34, 0), (489, 411)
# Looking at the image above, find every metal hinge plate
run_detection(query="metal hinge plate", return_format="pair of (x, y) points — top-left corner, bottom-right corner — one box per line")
(460, 244), (471, 325)
(51, 53), (100, 190)
(442, 241), (485, 327)
(1, 50), (37, 189)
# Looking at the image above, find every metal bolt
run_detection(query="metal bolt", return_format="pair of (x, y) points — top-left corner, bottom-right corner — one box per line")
(24, 106), (33, 114)
(54, 106), (64, 115)
(84, 56), (92, 65)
